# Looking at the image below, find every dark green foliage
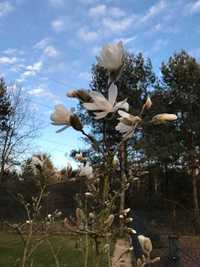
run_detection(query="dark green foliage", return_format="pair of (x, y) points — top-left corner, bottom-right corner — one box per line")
(0, 78), (11, 132)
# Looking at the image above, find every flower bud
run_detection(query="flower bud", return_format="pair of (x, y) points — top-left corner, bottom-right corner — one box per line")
(143, 96), (152, 110)
(70, 114), (83, 131)
(127, 227), (137, 234)
(67, 90), (92, 103)
(151, 113), (177, 125)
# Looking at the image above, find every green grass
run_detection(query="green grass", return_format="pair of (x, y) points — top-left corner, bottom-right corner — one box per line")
(0, 232), (98, 267)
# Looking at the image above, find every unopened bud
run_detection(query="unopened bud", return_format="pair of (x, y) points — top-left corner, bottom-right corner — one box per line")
(70, 115), (83, 131)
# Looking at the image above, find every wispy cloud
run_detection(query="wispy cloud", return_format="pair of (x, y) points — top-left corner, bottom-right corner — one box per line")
(51, 19), (65, 32)
(113, 36), (136, 45)
(78, 27), (98, 42)
(89, 4), (126, 18)
(0, 1), (14, 17)
(102, 16), (134, 33)
(0, 56), (17, 64)
(28, 86), (59, 104)
(152, 38), (168, 52)
(18, 61), (43, 82)
(89, 4), (107, 17)
(140, 0), (167, 23)
(187, 0), (200, 14)
(44, 46), (59, 58)
(48, 0), (64, 8)
(34, 38), (51, 49)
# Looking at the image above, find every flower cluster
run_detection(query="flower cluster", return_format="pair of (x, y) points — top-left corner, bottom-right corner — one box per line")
(51, 42), (177, 141)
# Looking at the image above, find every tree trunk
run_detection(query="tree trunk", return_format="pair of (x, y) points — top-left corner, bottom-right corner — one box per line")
(192, 169), (200, 233)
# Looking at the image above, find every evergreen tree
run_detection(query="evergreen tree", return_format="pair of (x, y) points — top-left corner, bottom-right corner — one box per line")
(160, 51), (200, 232)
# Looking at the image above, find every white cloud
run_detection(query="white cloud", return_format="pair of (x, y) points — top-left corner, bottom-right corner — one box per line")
(49, 0), (64, 8)
(89, 4), (125, 18)
(19, 61), (43, 81)
(141, 0), (167, 23)
(0, 56), (17, 64)
(78, 27), (98, 42)
(102, 16), (134, 32)
(187, 0), (200, 13)
(3, 48), (17, 55)
(110, 7), (126, 17)
(28, 86), (59, 103)
(89, 4), (106, 17)
(34, 38), (51, 49)
(51, 19), (65, 32)
(78, 71), (90, 81)
(0, 1), (14, 17)
(44, 46), (59, 58)
(79, 0), (96, 5)
(113, 36), (136, 45)
(152, 38), (168, 52)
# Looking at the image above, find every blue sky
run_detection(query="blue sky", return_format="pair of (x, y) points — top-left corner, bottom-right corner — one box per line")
(0, 0), (200, 168)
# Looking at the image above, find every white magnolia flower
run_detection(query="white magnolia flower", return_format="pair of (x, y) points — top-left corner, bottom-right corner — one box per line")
(50, 104), (72, 132)
(75, 152), (86, 162)
(79, 162), (93, 179)
(50, 104), (83, 132)
(98, 41), (124, 71)
(151, 113), (177, 125)
(138, 235), (153, 256)
(116, 110), (142, 139)
(83, 83), (129, 119)
(31, 155), (45, 174)
(144, 96), (152, 110)
(123, 208), (131, 215)
(47, 214), (52, 219)
(127, 227), (137, 234)
(85, 192), (93, 197)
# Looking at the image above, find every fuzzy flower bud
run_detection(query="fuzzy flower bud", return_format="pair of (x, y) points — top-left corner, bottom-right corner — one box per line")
(98, 42), (124, 71)
(67, 89), (93, 103)
(151, 113), (177, 125)
(144, 96), (152, 110)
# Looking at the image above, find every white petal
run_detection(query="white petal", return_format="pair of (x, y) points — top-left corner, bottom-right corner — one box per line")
(83, 102), (99, 110)
(108, 83), (118, 106)
(115, 122), (132, 133)
(118, 110), (130, 118)
(114, 99), (129, 111)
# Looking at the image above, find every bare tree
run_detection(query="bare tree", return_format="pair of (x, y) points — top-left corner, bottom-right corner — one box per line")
(0, 86), (40, 183)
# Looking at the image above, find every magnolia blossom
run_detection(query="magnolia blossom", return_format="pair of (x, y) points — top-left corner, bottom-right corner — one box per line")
(79, 162), (93, 179)
(138, 235), (153, 256)
(98, 41), (124, 71)
(123, 208), (131, 216)
(50, 104), (83, 132)
(31, 155), (45, 174)
(143, 96), (152, 110)
(151, 113), (177, 125)
(75, 152), (86, 162)
(127, 227), (137, 234)
(85, 192), (93, 197)
(116, 110), (142, 139)
(83, 83), (129, 119)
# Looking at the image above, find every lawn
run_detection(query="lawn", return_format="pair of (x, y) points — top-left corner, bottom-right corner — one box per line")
(0, 231), (97, 267)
